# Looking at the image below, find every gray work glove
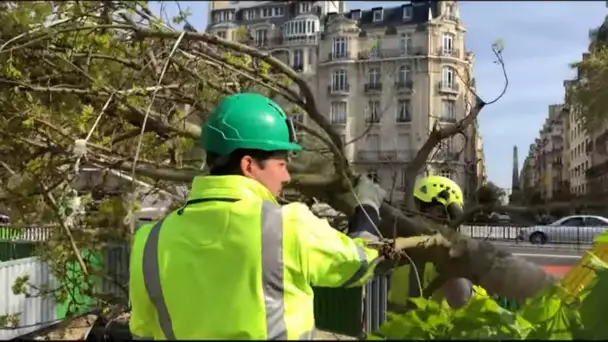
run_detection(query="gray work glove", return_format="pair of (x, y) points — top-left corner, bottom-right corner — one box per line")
(354, 176), (387, 212)
(442, 277), (474, 309)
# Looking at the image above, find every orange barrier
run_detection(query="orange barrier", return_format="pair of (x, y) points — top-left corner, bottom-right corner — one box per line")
(543, 265), (572, 276)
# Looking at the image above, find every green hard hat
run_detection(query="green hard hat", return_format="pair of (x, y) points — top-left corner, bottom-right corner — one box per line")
(201, 93), (303, 156)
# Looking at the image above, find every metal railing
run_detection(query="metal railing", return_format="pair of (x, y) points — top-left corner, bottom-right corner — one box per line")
(0, 223), (598, 338)
(1, 223), (598, 254)
(437, 81), (460, 93)
(460, 224), (596, 249)
(358, 47), (424, 60)
(356, 150), (414, 163)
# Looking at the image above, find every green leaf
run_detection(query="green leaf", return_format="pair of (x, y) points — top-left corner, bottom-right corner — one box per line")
(577, 268), (608, 339)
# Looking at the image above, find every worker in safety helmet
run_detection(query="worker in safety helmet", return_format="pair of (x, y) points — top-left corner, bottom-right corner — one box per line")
(388, 175), (486, 312)
(129, 93), (396, 340)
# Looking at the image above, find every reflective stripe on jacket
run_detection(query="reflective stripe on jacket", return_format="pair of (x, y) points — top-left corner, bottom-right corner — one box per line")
(128, 175), (380, 340)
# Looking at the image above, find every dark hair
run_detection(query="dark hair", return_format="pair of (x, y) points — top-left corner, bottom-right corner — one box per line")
(206, 149), (288, 176)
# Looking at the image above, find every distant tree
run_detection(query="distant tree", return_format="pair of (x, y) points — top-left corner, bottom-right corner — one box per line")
(476, 181), (506, 206)
(568, 17), (608, 133)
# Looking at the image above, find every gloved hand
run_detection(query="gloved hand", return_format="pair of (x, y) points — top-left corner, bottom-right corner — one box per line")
(354, 176), (386, 212)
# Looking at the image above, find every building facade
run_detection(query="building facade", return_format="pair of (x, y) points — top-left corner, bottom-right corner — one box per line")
(206, 1), (486, 204)
(520, 105), (567, 201)
(315, 1), (482, 203)
(207, 1), (342, 74)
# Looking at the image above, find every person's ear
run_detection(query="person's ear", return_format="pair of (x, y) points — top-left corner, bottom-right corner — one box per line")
(240, 155), (254, 176)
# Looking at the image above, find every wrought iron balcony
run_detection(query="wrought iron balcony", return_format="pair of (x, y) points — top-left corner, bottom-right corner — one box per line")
(437, 48), (461, 59)
(364, 83), (383, 93)
(437, 81), (460, 94)
(357, 47), (424, 60)
(432, 150), (460, 161)
(356, 149), (414, 162)
(395, 80), (413, 92)
(327, 84), (350, 95)
(326, 51), (350, 62)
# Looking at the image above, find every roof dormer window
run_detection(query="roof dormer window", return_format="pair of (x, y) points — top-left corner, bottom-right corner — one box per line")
(403, 6), (413, 20)
(243, 9), (255, 20)
(445, 4), (454, 16)
(299, 2), (312, 14)
(373, 9), (383, 22)
(213, 10), (235, 24)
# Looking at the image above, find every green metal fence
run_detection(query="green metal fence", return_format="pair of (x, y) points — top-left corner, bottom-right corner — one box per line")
(313, 286), (365, 337)
(493, 295), (522, 312)
(0, 241), (38, 261)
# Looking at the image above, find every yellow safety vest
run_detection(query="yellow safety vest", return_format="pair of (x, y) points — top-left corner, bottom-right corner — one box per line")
(128, 175), (379, 340)
(388, 262), (439, 306)
(389, 263), (488, 308)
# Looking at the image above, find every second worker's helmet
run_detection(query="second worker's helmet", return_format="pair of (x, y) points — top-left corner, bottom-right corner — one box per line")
(414, 175), (464, 220)
(201, 93), (303, 156)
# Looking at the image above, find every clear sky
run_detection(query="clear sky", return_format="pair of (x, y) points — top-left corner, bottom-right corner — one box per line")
(149, 1), (608, 191)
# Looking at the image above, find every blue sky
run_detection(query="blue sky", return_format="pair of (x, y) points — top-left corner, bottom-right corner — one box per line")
(149, 1), (607, 191)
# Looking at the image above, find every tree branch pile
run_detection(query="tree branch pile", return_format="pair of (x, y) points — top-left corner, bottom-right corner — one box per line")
(0, 1), (554, 319)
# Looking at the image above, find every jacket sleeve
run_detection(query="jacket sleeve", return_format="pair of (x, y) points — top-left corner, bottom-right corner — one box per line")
(284, 203), (381, 288)
(128, 223), (155, 340)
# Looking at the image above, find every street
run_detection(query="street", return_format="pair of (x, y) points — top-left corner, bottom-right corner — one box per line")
(490, 240), (584, 268)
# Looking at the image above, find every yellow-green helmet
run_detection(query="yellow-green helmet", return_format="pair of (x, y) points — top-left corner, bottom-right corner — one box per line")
(413, 175), (464, 207)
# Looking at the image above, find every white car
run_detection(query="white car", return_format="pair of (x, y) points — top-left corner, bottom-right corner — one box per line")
(517, 215), (608, 245)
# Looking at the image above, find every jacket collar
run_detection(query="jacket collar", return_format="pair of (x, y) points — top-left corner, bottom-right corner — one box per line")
(187, 175), (278, 204)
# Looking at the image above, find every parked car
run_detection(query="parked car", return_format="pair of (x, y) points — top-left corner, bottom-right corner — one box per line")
(0, 214), (9, 225)
(517, 215), (608, 245)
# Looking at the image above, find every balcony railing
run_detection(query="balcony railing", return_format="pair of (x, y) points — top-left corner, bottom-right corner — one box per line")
(357, 47), (424, 60)
(327, 84), (350, 95)
(325, 52), (351, 62)
(364, 83), (382, 93)
(437, 48), (461, 59)
(396, 115), (411, 123)
(364, 116), (380, 124)
(444, 14), (459, 22)
(395, 80), (413, 91)
(432, 150), (459, 161)
(356, 149), (414, 162)
(437, 81), (460, 93)
(273, 36), (318, 46)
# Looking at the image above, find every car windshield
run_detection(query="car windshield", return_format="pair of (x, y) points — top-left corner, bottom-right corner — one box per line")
(549, 217), (584, 226)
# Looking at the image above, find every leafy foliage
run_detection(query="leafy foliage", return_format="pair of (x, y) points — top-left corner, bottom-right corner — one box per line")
(568, 46), (608, 133)
(370, 251), (608, 340)
(0, 0), (305, 319)
(0, 0), (556, 336)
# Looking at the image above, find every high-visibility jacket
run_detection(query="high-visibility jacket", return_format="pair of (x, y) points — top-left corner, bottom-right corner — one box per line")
(388, 262), (439, 306)
(388, 263), (488, 309)
(129, 175), (380, 340)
